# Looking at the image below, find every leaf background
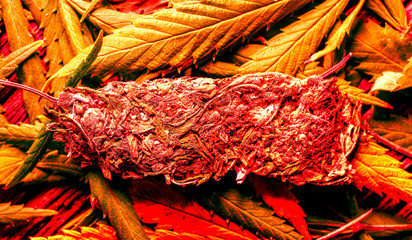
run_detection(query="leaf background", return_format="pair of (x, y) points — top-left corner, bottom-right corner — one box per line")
(0, 0), (412, 239)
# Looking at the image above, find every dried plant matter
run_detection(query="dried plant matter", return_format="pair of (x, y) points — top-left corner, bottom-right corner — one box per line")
(46, 72), (361, 186)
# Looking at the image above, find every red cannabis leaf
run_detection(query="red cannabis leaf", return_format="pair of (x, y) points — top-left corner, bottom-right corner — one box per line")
(109, 0), (168, 15)
(128, 179), (259, 240)
(249, 175), (311, 240)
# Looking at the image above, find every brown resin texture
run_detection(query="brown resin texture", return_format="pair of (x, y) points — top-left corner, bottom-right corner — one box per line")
(46, 73), (361, 186)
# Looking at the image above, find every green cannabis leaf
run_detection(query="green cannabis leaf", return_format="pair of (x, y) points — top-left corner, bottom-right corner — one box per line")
(239, 0), (349, 75)
(63, 30), (104, 89)
(197, 188), (302, 240)
(59, 0), (91, 55)
(51, 0), (311, 79)
(0, 202), (57, 224)
(6, 125), (53, 188)
(129, 179), (259, 240)
(87, 171), (147, 240)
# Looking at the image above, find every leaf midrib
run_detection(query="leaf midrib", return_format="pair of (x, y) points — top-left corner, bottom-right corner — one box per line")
(95, 0), (283, 63)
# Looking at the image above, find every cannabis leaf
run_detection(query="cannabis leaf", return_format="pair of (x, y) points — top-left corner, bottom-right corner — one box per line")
(336, 79), (393, 108)
(232, 43), (266, 65)
(0, 122), (44, 149)
(87, 171), (147, 240)
(128, 179), (259, 240)
(41, 0), (75, 77)
(199, 61), (240, 77)
(366, 0), (408, 31)
(197, 188), (302, 240)
(5, 124), (53, 188)
(352, 141), (412, 203)
(368, 115), (412, 151)
(0, 145), (28, 185)
(30, 223), (119, 240)
(348, 20), (412, 79)
(307, 0), (365, 63)
(51, 0), (311, 79)
(396, 57), (412, 91)
(0, 0), (48, 123)
(0, 202), (57, 224)
(67, 0), (140, 34)
(0, 40), (43, 79)
(59, 0), (91, 55)
(239, 0), (349, 75)
(249, 175), (311, 240)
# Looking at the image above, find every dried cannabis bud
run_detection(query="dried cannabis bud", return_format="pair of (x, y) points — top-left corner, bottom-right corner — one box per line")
(46, 73), (361, 186)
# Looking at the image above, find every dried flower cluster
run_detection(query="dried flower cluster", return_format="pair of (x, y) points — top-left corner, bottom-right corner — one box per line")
(46, 73), (361, 186)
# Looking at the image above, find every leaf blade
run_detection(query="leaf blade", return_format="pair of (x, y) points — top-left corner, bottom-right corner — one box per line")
(6, 125), (53, 187)
(68, 0), (139, 34)
(129, 179), (259, 240)
(0, 40), (44, 79)
(52, 0), (311, 78)
(197, 188), (302, 240)
(348, 21), (412, 79)
(307, 0), (365, 63)
(239, 0), (350, 75)
(0, 202), (57, 224)
(0, 0), (48, 123)
(352, 141), (412, 203)
(87, 171), (147, 240)
(368, 115), (412, 151)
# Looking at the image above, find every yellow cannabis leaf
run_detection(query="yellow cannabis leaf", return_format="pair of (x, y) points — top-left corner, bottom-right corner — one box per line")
(0, 40), (43, 79)
(352, 141), (412, 203)
(0, 0), (48, 123)
(366, 0), (408, 31)
(51, 0), (311, 79)
(307, 0), (365, 63)
(348, 20), (412, 79)
(336, 79), (393, 108)
(0, 202), (57, 224)
(199, 61), (239, 77)
(239, 0), (349, 75)
(67, 0), (139, 34)
(30, 223), (119, 240)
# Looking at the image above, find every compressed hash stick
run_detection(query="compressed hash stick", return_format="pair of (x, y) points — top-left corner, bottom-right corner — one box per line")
(43, 72), (361, 186)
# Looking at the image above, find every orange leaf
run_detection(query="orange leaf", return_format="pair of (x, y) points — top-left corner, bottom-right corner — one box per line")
(249, 175), (311, 240)
(352, 141), (412, 203)
(128, 179), (259, 240)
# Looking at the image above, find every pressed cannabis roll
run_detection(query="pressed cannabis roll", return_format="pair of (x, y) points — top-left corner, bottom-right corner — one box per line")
(46, 72), (362, 186)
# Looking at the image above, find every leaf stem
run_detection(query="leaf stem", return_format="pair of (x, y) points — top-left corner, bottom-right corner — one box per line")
(316, 209), (373, 240)
(360, 223), (412, 231)
(0, 79), (58, 106)
(319, 53), (353, 79)
(368, 129), (412, 159)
